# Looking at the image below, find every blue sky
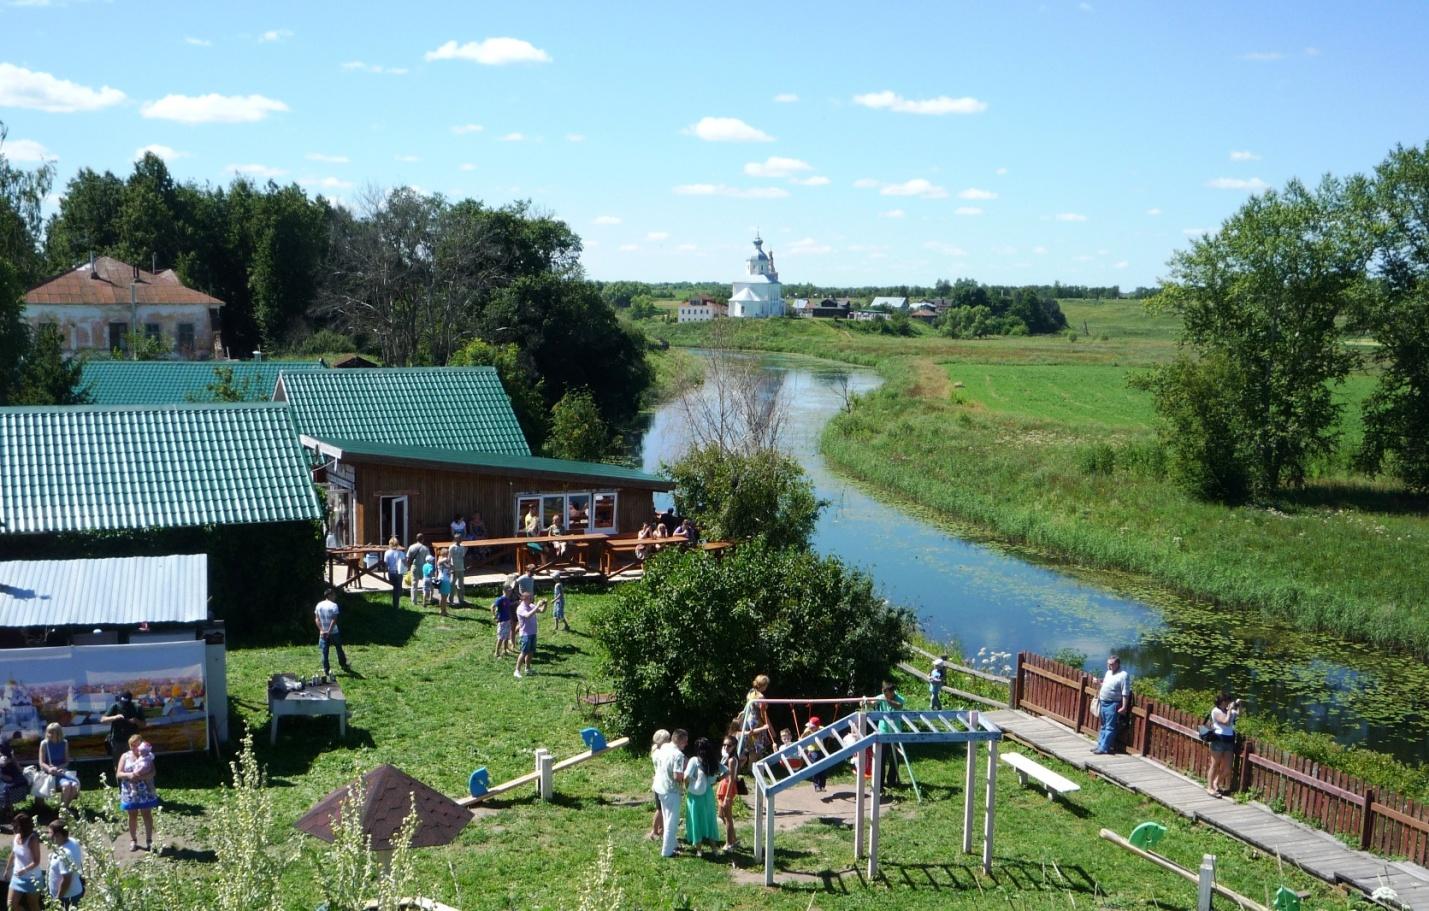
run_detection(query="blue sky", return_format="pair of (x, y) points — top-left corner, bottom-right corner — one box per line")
(2, 1), (1427, 288)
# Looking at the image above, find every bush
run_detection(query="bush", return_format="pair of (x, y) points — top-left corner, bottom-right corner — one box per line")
(1076, 442), (1117, 476)
(590, 539), (914, 742)
(296, 328), (357, 355)
(666, 444), (822, 550)
(1133, 355), (1252, 503)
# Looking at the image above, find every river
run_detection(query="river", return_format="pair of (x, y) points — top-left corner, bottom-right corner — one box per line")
(640, 351), (1429, 766)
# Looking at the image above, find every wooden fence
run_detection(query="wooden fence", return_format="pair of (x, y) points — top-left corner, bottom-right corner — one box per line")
(1012, 651), (1429, 865)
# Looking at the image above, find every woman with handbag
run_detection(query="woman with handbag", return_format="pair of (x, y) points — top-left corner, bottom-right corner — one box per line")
(36, 724), (80, 807)
(1205, 693), (1243, 797)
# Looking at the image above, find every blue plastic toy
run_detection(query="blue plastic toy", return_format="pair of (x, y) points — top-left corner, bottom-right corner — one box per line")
(468, 767), (490, 798)
(580, 727), (607, 752)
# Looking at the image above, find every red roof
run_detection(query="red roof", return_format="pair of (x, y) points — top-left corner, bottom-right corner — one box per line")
(294, 764), (470, 850)
(25, 256), (223, 307)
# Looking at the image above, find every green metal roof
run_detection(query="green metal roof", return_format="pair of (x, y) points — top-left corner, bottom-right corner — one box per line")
(81, 360), (327, 405)
(0, 404), (322, 535)
(317, 438), (673, 490)
(277, 367), (530, 455)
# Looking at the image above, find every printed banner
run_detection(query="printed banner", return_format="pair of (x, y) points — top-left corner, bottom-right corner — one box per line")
(1, 641), (208, 762)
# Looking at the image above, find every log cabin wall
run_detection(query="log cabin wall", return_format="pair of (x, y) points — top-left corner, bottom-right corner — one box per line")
(348, 458), (661, 544)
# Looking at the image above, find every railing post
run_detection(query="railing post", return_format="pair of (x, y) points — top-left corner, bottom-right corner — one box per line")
(1011, 652), (1024, 709)
(1360, 789), (1376, 851)
(1077, 674), (1091, 734)
(1138, 706), (1153, 757)
(1236, 740), (1254, 794)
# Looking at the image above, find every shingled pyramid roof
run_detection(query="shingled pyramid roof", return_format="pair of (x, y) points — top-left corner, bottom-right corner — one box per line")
(294, 764), (469, 850)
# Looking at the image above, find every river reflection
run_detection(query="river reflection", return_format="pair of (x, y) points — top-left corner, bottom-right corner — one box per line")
(640, 351), (1429, 764)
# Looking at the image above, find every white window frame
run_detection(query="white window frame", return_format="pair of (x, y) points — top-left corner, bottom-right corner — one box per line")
(514, 490), (620, 535)
(379, 494), (409, 545)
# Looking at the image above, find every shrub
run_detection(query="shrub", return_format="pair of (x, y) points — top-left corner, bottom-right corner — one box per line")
(666, 444), (823, 551)
(297, 328), (357, 355)
(590, 539), (914, 742)
(1077, 442), (1117, 476)
(1133, 355), (1252, 503)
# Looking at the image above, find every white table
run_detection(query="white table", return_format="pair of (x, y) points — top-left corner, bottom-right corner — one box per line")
(268, 675), (347, 745)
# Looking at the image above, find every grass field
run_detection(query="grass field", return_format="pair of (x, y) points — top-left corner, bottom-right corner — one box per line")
(51, 589), (1368, 910)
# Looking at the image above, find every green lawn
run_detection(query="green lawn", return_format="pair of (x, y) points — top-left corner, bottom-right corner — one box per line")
(948, 363), (1161, 430)
(53, 589), (1365, 910)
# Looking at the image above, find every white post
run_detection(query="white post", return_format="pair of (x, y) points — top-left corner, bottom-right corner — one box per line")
(982, 738), (998, 874)
(753, 782), (764, 856)
(1196, 855), (1216, 911)
(763, 792), (776, 886)
(962, 737), (976, 854)
(868, 740), (883, 879)
(854, 714), (867, 860)
(536, 749), (553, 801)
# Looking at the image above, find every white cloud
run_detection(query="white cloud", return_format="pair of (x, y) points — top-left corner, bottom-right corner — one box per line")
(1054, 212), (1088, 222)
(923, 241), (968, 257)
(1145, 207), (1162, 216)
(1113, 260), (1129, 269)
(672, 183), (790, 199)
(954, 206), (983, 216)
(0, 63), (126, 112)
(565, 133), (585, 142)
(135, 144), (187, 162)
(618, 243), (639, 252)
(1079, 2), (1093, 11)
(306, 152), (349, 164)
(853, 178), (881, 189)
(498, 132), (525, 142)
(773, 92), (799, 103)
(879, 209), (906, 219)
(424, 37), (551, 65)
(880, 178), (948, 199)
(790, 176), (830, 186)
(686, 116), (773, 142)
(592, 215), (621, 225)
(4, 138), (54, 162)
(1206, 176), (1269, 191)
(227, 163), (287, 178)
(141, 93), (288, 124)
(1304, 46), (1321, 57)
(1033, 245), (1048, 255)
(784, 237), (832, 256)
(395, 153), (421, 162)
(341, 61), (408, 76)
(995, 166), (1008, 176)
(1229, 150), (1261, 161)
(458, 162), (478, 171)
(301, 176), (354, 191)
(744, 156), (812, 178)
(958, 187), (997, 200)
(451, 123), (484, 135)
(1183, 227), (1210, 237)
(852, 90), (988, 116)
(184, 36), (211, 47)
(676, 242), (698, 252)
(646, 231), (669, 241)
(259, 29), (293, 42)
(1241, 51), (1284, 61)
(1073, 254), (1094, 262)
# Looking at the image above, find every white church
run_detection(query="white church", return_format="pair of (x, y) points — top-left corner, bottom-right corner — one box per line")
(727, 235), (785, 318)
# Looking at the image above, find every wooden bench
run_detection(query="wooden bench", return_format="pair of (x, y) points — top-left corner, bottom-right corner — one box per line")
(1001, 751), (1081, 800)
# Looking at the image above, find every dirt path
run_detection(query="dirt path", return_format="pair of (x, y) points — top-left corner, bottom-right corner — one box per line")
(907, 357), (950, 401)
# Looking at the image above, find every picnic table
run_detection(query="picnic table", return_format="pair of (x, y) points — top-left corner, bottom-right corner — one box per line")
(325, 545), (390, 590)
(600, 534), (690, 578)
(268, 673), (347, 745)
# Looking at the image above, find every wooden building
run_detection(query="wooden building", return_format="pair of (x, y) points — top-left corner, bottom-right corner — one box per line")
(274, 367), (672, 545)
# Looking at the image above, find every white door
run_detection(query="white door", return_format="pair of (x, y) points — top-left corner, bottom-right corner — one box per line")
(379, 495), (409, 544)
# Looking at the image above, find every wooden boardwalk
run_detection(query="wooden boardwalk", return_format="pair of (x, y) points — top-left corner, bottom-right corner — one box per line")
(985, 709), (1429, 909)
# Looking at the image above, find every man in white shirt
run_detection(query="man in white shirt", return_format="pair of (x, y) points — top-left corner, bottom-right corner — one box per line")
(448, 541), (467, 605)
(46, 819), (83, 909)
(651, 729), (689, 857)
(406, 535), (431, 604)
(1093, 655), (1130, 754)
(315, 589), (351, 675)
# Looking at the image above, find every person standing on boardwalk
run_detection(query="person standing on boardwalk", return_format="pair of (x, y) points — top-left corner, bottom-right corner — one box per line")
(1092, 655), (1130, 755)
(315, 589), (351, 675)
(1205, 693), (1243, 796)
(652, 729), (689, 858)
(383, 537), (405, 608)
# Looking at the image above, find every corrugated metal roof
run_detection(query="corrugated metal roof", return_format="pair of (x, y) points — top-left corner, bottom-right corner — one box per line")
(0, 554), (208, 627)
(0, 403), (322, 535)
(319, 438), (673, 490)
(25, 257), (224, 306)
(82, 361), (327, 405)
(278, 367), (530, 455)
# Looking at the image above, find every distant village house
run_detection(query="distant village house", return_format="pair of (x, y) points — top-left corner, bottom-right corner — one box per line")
(677, 295), (726, 323)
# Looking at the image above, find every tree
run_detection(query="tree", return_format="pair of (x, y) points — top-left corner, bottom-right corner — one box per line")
(13, 322), (89, 405)
(1153, 176), (1369, 497)
(0, 122), (56, 284)
(666, 444), (822, 550)
(590, 539), (914, 742)
(188, 365), (258, 403)
(544, 388), (617, 461)
(1132, 354), (1251, 503)
(1354, 142), (1429, 492)
(599, 280), (645, 309)
(449, 337), (549, 444)
(43, 166), (124, 270)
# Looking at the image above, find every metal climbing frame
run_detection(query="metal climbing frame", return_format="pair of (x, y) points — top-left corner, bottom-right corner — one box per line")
(749, 708), (1004, 886)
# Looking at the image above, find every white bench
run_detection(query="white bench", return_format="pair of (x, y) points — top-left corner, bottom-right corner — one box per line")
(1002, 751), (1081, 800)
